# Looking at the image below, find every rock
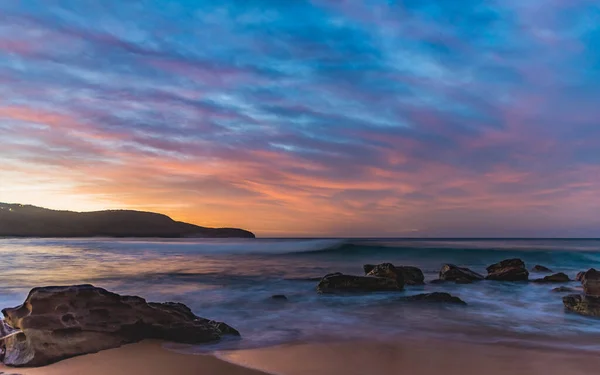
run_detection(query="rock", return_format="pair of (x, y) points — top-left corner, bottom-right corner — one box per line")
(563, 294), (600, 317)
(552, 286), (578, 293)
(486, 259), (529, 281)
(364, 264), (424, 285)
(366, 263), (404, 286)
(455, 278), (473, 284)
(439, 264), (484, 282)
(532, 265), (553, 273)
(398, 266), (425, 286)
(0, 285), (239, 367)
(532, 272), (570, 283)
(577, 268), (598, 285)
(317, 273), (403, 294)
(363, 264), (376, 274)
(271, 295), (288, 301)
(429, 279), (446, 284)
(400, 292), (467, 305)
(582, 269), (600, 296)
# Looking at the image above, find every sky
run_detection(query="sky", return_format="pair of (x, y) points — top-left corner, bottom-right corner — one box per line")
(1, 0), (600, 237)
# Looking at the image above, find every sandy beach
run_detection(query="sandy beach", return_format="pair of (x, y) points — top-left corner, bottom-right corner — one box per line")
(0, 340), (269, 375)
(219, 338), (600, 375)
(3, 338), (600, 375)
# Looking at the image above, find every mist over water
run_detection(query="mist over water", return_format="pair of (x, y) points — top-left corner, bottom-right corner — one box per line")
(1, 238), (599, 351)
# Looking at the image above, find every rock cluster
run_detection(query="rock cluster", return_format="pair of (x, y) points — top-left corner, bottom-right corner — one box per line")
(563, 269), (600, 317)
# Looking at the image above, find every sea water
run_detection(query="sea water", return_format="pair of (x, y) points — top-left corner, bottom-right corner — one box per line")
(0, 238), (599, 351)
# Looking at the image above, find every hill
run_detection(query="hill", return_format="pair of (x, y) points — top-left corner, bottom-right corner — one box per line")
(0, 203), (255, 238)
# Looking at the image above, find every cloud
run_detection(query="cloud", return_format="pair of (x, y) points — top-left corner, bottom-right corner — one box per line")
(1, 0), (599, 236)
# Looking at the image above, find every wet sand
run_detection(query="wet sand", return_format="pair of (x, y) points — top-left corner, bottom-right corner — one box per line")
(0, 340), (269, 375)
(2, 338), (600, 375)
(218, 338), (600, 375)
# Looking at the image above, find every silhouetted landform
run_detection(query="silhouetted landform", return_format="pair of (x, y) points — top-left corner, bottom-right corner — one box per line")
(0, 203), (255, 238)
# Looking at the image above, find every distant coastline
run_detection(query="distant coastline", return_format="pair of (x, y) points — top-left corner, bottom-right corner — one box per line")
(0, 203), (255, 239)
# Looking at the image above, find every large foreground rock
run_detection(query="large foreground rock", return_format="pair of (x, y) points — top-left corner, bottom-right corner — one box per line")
(364, 263), (423, 285)
(317, 273), (403, 294)
(532, 272), (570, 283)
(486, 259), (529, 281)
(400, 292), (467, 305)
(0, 285), (239, 367)
(563, 294), (600, 317)
(439, 264), (484, 282)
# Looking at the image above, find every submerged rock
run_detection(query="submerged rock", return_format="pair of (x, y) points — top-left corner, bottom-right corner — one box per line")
(439, 264), (484, 282)
(532, 265), (553, 273)
(552, 286), (578, 293)
(400, 292), (467, 305)
(0, 285), (239, 367)
(270, 295), (288, 301)
(429, 279), (446, 284)
(317, 273), (403, 294)
(486, 259), (529, 281)
(582, 269), (600, 296)
(532, 272), (570, 283)
(364, 264), (424, 285)
(563, 294), (600, 317)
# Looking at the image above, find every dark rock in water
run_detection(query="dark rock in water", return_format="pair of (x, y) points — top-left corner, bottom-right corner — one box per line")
(0, 285), (239, 367)
(552, 286), (578, 293)
(576, 268), (599, 288)
(398, 266), (425, 286)
(439, 264), (484, 282)
(271, 295), (288, 301)
(366, 263), (404, 286)
(532, 265), (553, 273)
(429, 279), (446, 284)
(317, 273), (403, 294)
(582, 269), (600, 296)
(400, 292), (467, 305)
(575, 269), (596, 282)
(455, 278), (473, 284)
(364, 264), (424, 285)
(363, 264), (376, 274)
(486, 259), (529, 281)
(533, 272), (570, 283)
(563, 294), (600, 317)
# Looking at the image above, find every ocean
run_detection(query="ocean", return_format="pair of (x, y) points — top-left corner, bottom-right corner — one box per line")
(0, 238), (599, 352)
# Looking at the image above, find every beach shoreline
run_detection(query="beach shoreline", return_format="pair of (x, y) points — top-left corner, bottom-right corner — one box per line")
(3, 337), (600, 375)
